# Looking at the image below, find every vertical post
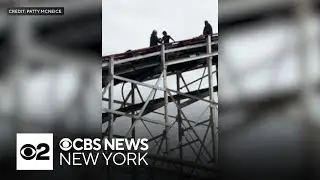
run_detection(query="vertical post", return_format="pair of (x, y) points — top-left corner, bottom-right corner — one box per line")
(215, 53), (218, 85)
(131, 83), (136, 180)
(107, 57), (114, 180)
(206, 35), (218, 164)
(108, 56), (114, 140)
(12, 3), (29, 134)
(161, 45), (169, 155)
(131, 83), (136, 139)
(295, 0), (314, 178)
(176, 72), (184, 178)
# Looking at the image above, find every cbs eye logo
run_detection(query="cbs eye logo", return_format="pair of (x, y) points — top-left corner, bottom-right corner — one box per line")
(20, 143), (50, 160)
(59, 138), (72, 151)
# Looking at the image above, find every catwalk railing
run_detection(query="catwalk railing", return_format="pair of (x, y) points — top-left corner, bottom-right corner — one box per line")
(102, 34), (218, 179)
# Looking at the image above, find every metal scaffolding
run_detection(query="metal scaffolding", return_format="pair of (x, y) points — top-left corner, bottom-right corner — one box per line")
(102, 34), (218, 179)
(0, 0), (101, 150)
(219, 0), (320, 179)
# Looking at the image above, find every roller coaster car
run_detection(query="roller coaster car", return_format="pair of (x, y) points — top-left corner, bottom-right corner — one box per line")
(103, 34), (218, 62)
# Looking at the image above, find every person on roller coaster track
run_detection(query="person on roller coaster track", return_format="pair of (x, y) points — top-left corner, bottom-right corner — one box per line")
(150, 30), (162, 47)
(161, 31), (175, 44)
(203, 20), (213, 36)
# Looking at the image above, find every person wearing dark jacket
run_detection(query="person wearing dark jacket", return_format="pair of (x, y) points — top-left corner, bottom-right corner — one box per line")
(150, 30), (162, 47)
(203, 20), (213, 36)
(161, 31), (175, 44)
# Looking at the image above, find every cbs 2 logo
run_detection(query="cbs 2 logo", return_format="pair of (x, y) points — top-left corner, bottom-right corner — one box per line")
(20, 143), (50, 160)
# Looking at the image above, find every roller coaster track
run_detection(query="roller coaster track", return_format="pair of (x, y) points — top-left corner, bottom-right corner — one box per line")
(102, 34), (218, 179)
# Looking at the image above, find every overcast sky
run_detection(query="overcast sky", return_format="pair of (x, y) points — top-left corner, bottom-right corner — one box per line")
(102, 0), (218, 55)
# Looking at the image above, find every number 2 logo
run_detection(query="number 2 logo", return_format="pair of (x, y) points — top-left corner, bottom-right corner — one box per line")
(20, 143), (50, 160)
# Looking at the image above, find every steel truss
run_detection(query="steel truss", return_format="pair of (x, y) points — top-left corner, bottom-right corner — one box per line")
(102, 35), (218, 179)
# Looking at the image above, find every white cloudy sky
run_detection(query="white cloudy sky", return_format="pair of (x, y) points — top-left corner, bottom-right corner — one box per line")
(101, 0), (218, 135)
(102, 0), (218, 55)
